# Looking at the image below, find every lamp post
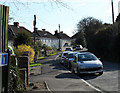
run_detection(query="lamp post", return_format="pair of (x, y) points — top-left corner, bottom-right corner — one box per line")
(33, 15), (37, 62)
(58, 24), (61, 51)
(111, 0), (114, 24)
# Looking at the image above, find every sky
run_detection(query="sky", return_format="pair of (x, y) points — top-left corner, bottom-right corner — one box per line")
(0, 0), (119, 37)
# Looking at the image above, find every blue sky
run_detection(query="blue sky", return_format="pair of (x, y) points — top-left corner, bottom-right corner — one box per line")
(0, 0), (119, 37)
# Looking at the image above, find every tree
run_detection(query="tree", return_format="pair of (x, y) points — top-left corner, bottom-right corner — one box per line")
(35, 41), (43, 51)
(77, 17), (103, 35)
(13, 31), (33, 47)
(116, 13), (120, 22)
(76, 17), (103, 50)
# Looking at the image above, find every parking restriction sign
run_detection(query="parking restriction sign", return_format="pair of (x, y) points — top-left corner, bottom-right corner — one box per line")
(0, 53), (8, 66)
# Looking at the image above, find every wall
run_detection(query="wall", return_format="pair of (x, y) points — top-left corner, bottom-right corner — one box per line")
(40, 37), (59, 49)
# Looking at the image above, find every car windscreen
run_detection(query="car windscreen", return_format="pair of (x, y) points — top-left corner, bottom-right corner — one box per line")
(69, 54), (73, 58)
(78, 54), (98, 61)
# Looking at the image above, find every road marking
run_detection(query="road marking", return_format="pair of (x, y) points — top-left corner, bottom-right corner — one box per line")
(44, 81), (52, 93)
(54, 54), (104, 92)
(80, 79), (104, 93)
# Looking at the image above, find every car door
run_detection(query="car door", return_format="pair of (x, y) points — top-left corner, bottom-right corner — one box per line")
(64, 53), (68, 66)
(71, 55), (77, 73)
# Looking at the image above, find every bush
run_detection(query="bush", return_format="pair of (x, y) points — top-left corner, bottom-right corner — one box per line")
(14, 45), (35, 63)
(13, 31), (33, 47)
(10, 66), (24, 92)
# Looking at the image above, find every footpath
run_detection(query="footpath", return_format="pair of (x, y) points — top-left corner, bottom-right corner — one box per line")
(26, 62), (50, 92)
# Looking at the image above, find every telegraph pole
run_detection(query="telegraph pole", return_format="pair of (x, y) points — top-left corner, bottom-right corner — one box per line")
(111, 0), (114, 24)
(58, 24), (61, 51)
(33, 15), (37, 62)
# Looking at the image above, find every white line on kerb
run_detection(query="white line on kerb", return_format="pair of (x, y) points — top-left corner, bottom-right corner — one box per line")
(81, 79), (104, 93)
(44, 81), (52, 93)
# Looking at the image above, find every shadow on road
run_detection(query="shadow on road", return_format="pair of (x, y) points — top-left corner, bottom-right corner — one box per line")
(55, 73), (80, 79)
(39, 55), (119, 81)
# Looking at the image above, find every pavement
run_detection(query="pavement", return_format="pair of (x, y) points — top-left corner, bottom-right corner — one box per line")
(26, 64), (50, 92)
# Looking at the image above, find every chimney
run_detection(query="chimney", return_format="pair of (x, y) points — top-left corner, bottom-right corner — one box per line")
(55, 30), (58, 35)
(42, 29), (46, 31)
(60, 31), (63, 33)
(14, 22), (19, 28)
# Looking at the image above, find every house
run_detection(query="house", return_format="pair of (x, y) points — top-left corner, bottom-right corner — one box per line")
(8, 22), (72, 51)
(35, 29), (59, 49)
(54, 30), (71, 50)
(8, 22), (34, 46)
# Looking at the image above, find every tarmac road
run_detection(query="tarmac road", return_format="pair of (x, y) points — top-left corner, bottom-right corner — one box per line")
(30, 54), (120, 93)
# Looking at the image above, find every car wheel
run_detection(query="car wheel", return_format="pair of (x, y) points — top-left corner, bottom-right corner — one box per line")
(77, 68), (80, 76)
(68, 63), (71, 70)
(99, 71), (103, 76)
(72, 68), (75, 73)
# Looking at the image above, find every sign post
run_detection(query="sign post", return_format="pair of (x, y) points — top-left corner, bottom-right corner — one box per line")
(0, 4), (9, 93)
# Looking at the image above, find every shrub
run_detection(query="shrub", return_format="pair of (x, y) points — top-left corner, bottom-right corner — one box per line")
(13, 31), (33, 47)
(10, 66), (24, 92)
(14, 45), (35, 63)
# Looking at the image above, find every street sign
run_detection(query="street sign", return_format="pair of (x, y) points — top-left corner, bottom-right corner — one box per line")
(0, 53), (8, 66)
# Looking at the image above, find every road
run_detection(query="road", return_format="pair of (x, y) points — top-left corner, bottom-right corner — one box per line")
(30, 54), (120, 93)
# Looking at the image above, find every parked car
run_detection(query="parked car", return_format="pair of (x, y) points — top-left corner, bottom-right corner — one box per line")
(8, 45), (15, 56)
(71, 52), (103, 75)
(66, 52), (78, 70)
(76, 45), (83, 50)
(60, 51), (70, 64)
(63, 52), (74, 68)
(65, 47), (72, 51)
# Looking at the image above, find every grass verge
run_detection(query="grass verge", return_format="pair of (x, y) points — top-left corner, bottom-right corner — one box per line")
(37, 57), (45, 60)
(30, 62), (42, 67)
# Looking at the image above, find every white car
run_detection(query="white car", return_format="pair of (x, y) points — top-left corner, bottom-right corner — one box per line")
(8, 45), (15, 56)
(60, 51), (70, 64)
(71, 52), (103, 75)
(66, 52), (78, 70)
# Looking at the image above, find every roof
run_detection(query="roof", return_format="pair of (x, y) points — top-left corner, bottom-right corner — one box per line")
(36, 30), (57, 39)
(54, 32), (71, 40)
(8, 25), (34, 40)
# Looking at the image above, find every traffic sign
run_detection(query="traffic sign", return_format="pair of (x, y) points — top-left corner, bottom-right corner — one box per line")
(0, 53), (8, 66)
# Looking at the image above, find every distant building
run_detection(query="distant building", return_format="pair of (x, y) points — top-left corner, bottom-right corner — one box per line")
(8, 22), (72, 50)
(54, 30), (71, 50)
(35, 29), (59, 49)
(118, 1), (120, 14)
